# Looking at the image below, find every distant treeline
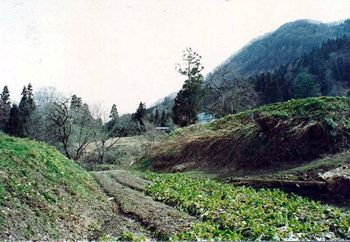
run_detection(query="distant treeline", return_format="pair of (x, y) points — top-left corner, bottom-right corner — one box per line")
(0, 85), (171, 162)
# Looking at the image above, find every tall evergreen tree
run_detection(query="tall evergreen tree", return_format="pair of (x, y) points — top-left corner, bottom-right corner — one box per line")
(133, 102), (147, 130)
(18, 84), (36, 137)
(154, 109), (160, 126)
(5, 104), (20, 136)
(0, 86), (11, 131)
(109, 104), (119, 120)
(160, 110), (167, 127)
(27, 83), (36, 111)
(70, 94), (82, 109)
(172, 48), (204, 127)
(106, 104), (120, 135)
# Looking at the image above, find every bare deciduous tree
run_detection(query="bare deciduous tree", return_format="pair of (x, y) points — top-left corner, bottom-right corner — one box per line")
(205, 66), (257, 117)
(90, 106), (122, 163)
(49, 97), (94, 161)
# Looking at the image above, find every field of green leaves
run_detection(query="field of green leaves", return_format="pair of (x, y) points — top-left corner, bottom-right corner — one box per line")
(145, 173), (350, 240)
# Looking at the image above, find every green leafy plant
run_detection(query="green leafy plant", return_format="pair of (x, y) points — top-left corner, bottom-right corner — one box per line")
(145, 173), (350, 241)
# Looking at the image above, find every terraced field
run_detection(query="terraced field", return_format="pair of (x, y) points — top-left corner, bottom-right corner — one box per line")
(92, 170), (197, 240)
(93, 170), (350, 240)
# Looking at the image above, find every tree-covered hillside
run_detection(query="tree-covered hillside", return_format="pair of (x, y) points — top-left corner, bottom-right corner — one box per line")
(207, 19), (350, 81)
(204, 35), (350, 117)
(255, 36), (350, 105)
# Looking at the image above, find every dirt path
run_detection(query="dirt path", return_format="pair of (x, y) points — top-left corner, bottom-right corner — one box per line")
(92, 170), (197, 239)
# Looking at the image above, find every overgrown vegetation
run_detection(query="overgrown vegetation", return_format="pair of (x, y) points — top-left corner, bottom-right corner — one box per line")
(145, 173), (350, 240)
(0, 134), (111, 239)
(148, 96), (350, 173)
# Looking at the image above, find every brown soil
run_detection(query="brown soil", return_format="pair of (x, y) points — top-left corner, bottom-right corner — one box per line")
(107, 170), (153, 191)
(92, 171), (197, 239)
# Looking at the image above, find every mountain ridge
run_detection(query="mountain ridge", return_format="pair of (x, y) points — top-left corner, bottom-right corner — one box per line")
(206, 18), (350, 83)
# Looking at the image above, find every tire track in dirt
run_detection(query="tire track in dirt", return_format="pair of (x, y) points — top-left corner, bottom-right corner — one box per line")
(92, 171), (197, 239)
(108, 170), (152, 191)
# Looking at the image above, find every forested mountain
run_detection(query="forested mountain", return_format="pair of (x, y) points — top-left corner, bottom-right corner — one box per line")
(207, 19), (350, 84)
(255, 36), (350, 105)
(204, 35), (350, 117)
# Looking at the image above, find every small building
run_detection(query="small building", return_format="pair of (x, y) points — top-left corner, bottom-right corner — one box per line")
(155, 127), (171, 133)
(197, 112), (215, 124)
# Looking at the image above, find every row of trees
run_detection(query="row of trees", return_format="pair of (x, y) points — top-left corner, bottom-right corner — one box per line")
(0, 84), (36, 137)
(0, 85), (151, 163)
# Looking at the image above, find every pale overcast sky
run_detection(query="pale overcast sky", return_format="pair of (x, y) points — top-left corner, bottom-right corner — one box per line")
(0, 0), (349, 113)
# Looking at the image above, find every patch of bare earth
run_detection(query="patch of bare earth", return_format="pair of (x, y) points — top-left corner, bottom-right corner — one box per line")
(92, 171), (197, 239)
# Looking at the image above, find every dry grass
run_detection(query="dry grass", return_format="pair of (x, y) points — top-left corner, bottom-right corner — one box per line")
(146, 97), (350, 174)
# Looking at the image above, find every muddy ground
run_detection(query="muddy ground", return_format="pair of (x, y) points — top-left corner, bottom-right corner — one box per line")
(92, 170), (196, 239)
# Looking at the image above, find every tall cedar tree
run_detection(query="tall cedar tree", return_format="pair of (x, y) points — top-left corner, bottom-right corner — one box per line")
(133, 102), (147, 130)
(154, 109), (160, 126)
(18, 84), (36, 137)
(160, 110), (167, 127)
(0, 86), (11, 131)
(109, 104), (119, 120)
(70, 94), (82, 109)
(172, 47), (204, 127)
(5, 104), (20, 136)
(106, 104), (120, 135)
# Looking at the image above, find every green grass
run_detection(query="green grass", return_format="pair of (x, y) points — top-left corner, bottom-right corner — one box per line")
(145, 173), (350, 240)
(0, 134), (110, 239)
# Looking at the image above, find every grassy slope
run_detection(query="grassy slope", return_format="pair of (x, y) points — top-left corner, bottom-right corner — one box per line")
(147, 96), (350, 174)
(0, 135), (111, 240)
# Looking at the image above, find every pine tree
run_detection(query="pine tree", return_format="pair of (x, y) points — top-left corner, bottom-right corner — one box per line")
(106, 104), (120, 135)
(17, 86), (28, 136)
(133, 102), (147, 130)
(0, 86), (11, 131)
(18, 84), (36, 137)
(160, 110), (167, 127)
(27, 83), (36, 111)
(70, 94), (82, 109)
(109, 104), (119, 120)
(5, 104), (20, 136)
(172, 48), (204, 127)
(154, 109), (160, 126)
